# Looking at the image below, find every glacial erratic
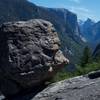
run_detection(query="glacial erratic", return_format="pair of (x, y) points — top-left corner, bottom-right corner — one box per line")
(0, 19), (68, 97)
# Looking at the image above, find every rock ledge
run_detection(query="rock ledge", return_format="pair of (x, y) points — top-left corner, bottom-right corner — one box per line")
(33, 71), (100, 100)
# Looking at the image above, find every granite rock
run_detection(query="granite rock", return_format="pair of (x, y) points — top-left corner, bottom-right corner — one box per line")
(0, 19), (68, 97)
(33, 71), (100, 100)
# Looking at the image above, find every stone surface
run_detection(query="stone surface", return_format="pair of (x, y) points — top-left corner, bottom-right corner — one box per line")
(33, 71), (100, 100)
(0, 19), (68, 97)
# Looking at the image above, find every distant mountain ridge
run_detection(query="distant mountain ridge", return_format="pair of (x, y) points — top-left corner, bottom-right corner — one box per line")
(79, 18), (100, 47)
(79, 18), (95, 42)
(0, 0), (85, 63)
(93, 21), (100, 45)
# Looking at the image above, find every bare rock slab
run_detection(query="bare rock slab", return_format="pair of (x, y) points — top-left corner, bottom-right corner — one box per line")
(33, 73), (100, 100)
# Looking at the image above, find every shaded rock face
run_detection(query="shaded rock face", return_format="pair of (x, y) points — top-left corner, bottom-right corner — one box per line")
(93, 43), (100, 60)
(0, 19), (68, 96)
(33, 71), (100, 100)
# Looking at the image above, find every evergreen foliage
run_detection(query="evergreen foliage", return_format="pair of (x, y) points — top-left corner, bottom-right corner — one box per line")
(80, 46), (92, 67)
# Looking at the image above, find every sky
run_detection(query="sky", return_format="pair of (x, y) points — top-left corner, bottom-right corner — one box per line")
(28, 0), (100, 22)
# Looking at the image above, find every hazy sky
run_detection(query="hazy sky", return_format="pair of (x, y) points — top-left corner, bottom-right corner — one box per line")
(28, 0), (100, 21)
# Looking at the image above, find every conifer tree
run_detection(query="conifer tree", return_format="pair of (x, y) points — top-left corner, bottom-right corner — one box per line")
(80, 46), (92, 67)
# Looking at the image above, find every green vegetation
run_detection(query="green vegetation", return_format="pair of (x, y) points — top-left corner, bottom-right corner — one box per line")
(51, 62), (100, 82)
(51, 46), (100, 83)
(80, 46), (92, 67)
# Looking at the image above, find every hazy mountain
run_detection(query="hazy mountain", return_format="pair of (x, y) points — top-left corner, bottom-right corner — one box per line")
(92, 21), (100, 45)
(0, 0), (85, 63)
(79, 18), (95, 43)
(79, 18), (100, 48)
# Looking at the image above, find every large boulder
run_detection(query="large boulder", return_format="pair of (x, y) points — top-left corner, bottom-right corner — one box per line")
(0, 19), (68, 96)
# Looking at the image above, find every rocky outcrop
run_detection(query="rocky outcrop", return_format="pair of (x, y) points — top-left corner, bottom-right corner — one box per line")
(33, 71), (100, 100)
(0, 19), (68, 97)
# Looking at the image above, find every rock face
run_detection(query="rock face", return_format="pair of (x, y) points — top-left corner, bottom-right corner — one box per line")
(93, 43), (100, 60)
(0, 19), (68, 96)
(33, 72), (100, 100)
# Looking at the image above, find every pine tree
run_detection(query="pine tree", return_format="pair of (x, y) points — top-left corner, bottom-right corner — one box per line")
(80, 46), (92, 67)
